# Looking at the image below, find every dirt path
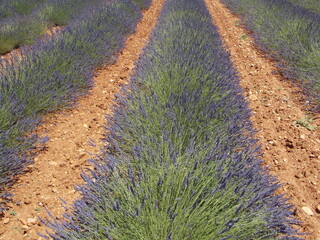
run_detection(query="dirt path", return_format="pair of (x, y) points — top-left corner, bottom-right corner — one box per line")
(204, 0), (320, 238)
(0, 0), (165, 239)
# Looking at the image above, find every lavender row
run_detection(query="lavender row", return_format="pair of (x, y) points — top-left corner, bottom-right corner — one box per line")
(286, 0), (320, 14)
(0, 0), (152, 213)
(0, 0), (109, 55)
(42, 0), (301, 238)
(221, 0), (320, 111)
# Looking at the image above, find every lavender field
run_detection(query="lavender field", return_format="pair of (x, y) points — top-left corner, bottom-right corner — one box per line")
(41, 0), (302, 238)
(3, 0), (320, 238)
(0, 0), (149, 213)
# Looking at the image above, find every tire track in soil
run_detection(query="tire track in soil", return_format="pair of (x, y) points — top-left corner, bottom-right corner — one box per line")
(0, 0), (165, 239)
(205, 0), (320, 239)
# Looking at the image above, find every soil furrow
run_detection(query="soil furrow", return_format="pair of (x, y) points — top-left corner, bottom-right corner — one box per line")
(205, 0), (320, 238)
(0, 0), (165, 239)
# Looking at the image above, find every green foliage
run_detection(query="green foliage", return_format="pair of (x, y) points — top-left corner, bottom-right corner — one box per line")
(41, 6), (70, 26)
(0, 35), (19, 54)
(132, 0), (150, 9)
(295, 116), (317, 131)
(11, 0), (40, 15)
(0, 17), (47, 54)
(287, 0), (320, 13)
(10, 210), (16, 216)
(240, 34), (247, 40)
(0, 7), (13, 19)
(0, 0), (105, 55)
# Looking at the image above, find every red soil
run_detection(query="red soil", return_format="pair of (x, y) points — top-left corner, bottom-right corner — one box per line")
(205, 0), (320, 239)
(0, 0), (165, 239)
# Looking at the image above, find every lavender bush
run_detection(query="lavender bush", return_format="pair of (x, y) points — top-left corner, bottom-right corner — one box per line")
(286, 0), (320, 14)
(42, 0), (302, 238)
(0, 0), (151, 214)
(221, 0), (320, 111)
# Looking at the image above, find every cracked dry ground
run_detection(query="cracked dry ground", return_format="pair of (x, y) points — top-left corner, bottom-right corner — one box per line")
(0, 0), (165, 239)
(1, 0), (320, 239)
(205, 0), (320, 239)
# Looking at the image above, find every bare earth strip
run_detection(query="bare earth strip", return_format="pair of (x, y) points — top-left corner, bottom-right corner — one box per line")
(205, 0), (320, 238)
(0, 0), (165, 239)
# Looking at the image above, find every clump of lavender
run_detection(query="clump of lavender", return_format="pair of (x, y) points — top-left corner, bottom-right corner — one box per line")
(42, 0), (302, 239)
(0, 0), (151, 214)
(286, 0), (320, 14)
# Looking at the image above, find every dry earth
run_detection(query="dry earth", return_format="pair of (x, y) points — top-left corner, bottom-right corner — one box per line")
(205, 0), (320, 239)
(0, 0), (165, 239)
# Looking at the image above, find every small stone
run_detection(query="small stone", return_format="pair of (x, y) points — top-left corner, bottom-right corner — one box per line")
(22, 225), (30, 234)
(83, 124), (89, 128)
(316, 205), (320, 214)
(295, 174), (302, 179)
(302, 206), (313, 216)
(78, 148), (85, 153)
(270, 140), (277, 146)
(249, 94), (258, 101)
(27, 218), (37, 225)
(22, 225), (29, 229)
(68, 190), (76, 195)
(300, 134), (306, 139)
(3, 218), (10, 224)
(48, 161), (58, 166)
(52, 188), (58, 193)
(59, 163), (67, 167)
